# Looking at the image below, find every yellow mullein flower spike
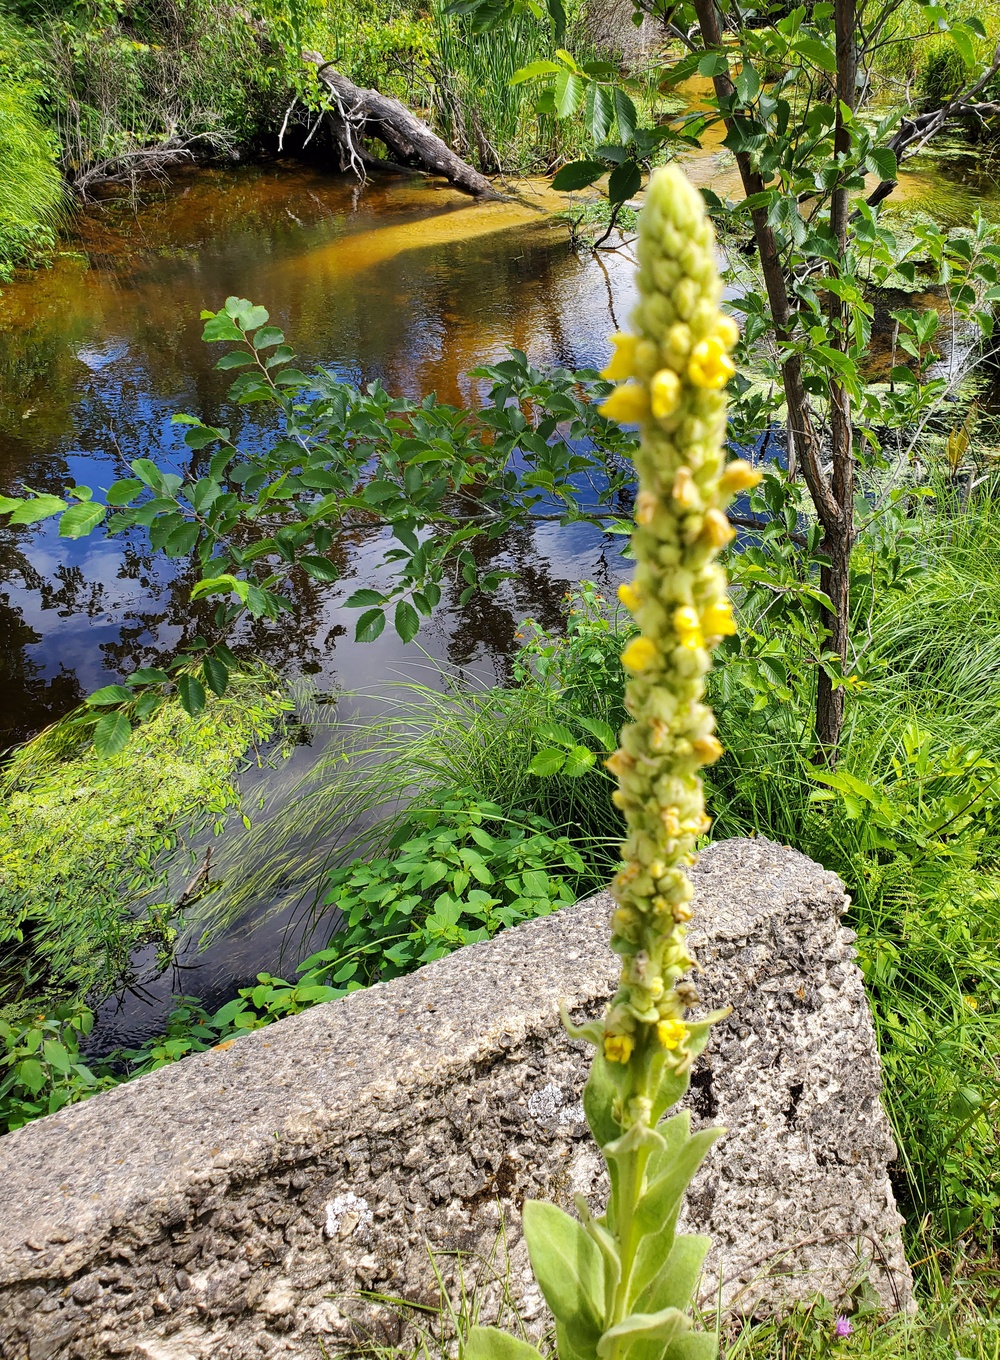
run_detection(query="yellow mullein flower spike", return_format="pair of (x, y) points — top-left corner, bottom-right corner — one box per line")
(715, 314), (740, 349)
(621, 636), (658, 672)
(587, 166), (738, 1132)
(688, 336), (737, 390)
(598, 383), (649, 424)
(601, 331), (638, 381)
(617, 580), (642, 612)
(650, 368), (682, 420)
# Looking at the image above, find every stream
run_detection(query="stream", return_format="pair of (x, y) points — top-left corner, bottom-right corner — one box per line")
(1, 132), (998, 1047)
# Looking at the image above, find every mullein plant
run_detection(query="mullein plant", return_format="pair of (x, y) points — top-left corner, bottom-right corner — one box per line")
(465, 164), (760, 1360)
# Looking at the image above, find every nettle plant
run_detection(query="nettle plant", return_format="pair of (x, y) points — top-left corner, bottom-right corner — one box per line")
(0, 310), (638, 756)
(464, 167), (758, 1360)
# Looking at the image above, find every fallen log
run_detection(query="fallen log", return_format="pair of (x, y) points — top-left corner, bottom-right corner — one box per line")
(303, 55), (501, 199)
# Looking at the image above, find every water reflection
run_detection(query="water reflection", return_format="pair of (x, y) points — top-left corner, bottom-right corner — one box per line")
(0, 164), (638, 751)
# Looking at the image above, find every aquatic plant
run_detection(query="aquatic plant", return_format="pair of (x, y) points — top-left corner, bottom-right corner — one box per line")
(0, 669), (290, 1017)
(465, 163), (755, 1360)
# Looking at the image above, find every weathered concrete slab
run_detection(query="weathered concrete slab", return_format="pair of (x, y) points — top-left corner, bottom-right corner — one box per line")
(0, 838), (910, 1359)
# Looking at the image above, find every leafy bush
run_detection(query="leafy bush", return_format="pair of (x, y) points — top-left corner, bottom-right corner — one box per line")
(322, 795), (590, 983)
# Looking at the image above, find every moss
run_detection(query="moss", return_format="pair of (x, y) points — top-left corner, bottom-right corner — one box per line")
(0, 669), (291, 1015)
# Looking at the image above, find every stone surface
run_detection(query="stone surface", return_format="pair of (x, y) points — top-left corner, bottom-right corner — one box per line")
(0, 838), (910, 1359)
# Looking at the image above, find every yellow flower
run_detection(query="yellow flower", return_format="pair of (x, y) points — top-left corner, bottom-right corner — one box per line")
(673, 605), (704, 650)
(715, 314), (740, 349)
(650, 368), (682, 419)
(621, 636), (658, 672)
(719, 459), (762, 495)
(657, 1019), (687, 1050)
(634, 490), (658, 525)
(604, 1033), (634, 1064)
(617, 580), (642, 613)
(692, 734), (724, 764)
(599, 383), (649, 424)
(688, 336), (736, 390)
(700, 508), (736, 549)
(604, 749), (634, 777)
(671, 467), (700, 511)
(701, 600), (737, 637)
(601, 332), (637, 381)
(964, 995), (979, 1010)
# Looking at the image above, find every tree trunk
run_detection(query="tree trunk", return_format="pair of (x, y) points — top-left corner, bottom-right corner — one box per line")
(815, 0), (858, 761)
(307, 59), (501, 199)
(690, 0), (855, 761)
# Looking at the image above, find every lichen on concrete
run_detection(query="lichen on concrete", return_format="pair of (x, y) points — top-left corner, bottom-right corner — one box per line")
(0, 838), (910, 1359)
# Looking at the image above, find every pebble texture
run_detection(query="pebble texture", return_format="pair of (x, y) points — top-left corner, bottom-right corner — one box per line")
(0, 838), (910, 1359)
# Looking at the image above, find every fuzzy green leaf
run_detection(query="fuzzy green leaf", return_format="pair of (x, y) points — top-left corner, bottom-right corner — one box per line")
(631, 1234), (711, 1316)
(522, 1201), (604, 1346)
(596, 1307), (689, 1359)
(463, 1327), (544, 1360)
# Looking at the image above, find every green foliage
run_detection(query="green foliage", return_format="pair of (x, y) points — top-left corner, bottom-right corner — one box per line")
(0, 956), (351, 1133)
(0, 669), (290, 1015)
(322, 796), (589, 983)
(0, 76), (63, 278)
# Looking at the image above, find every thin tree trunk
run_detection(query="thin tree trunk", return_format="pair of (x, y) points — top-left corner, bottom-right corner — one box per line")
(690, 0), (854, 761)
(815, 0), (857, 761)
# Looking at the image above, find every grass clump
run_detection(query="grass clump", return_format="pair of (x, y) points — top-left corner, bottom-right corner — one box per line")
(0, 667), (290, 1016)
(0, 79), (63, 278)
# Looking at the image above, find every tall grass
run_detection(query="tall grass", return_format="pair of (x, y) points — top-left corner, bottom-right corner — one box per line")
(0, 78), (64, 278)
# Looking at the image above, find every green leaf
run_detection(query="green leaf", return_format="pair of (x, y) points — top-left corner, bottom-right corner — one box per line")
(564, 745), (597, 776)
(106, 478), (145, 505)
(93, 711), (132, 758)
(632, 1234), (711, 1316)
(575, 716), (618, 750)
(865, 147), (897, 182)
(127, 668), (169, 685)
(202, 655), (229, 698)
(554, 68), (585, 117)
(596, 1308), (689, 1359)
(613, 87), (637, 141)
(791, 37), (838, 72)
(0, 495), (21, 515)
(663, 1335), (718, 1360)
(344, 588), (385, 607)
(17, 1058), (46, 1096)
(252, 326), (285, 349)
(215, 351), (256, 369)
(510, 59), (563, 85)
(8, 494), (67, 525)
(583, 1051), (624, 1149)
(356, 608), (386, 642)
(299, 554), (340, 582)
(85, 685), (133, 706)
(697, 53), (728, 77)
(177, 673), (207, 716)
(463, 1328), (544, 1360)
(635, 1128), (725, 1238)
(394, 600), (420, 643)
(43, 1040), (72, 1074)
(608, 160), (641, 206)
(528, 748), (567, 776)
(164, 522), (200, 557)
(552, 160), (607, 191)
(522, 1201), (604, 1345)
(131, 458), (165, 490)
